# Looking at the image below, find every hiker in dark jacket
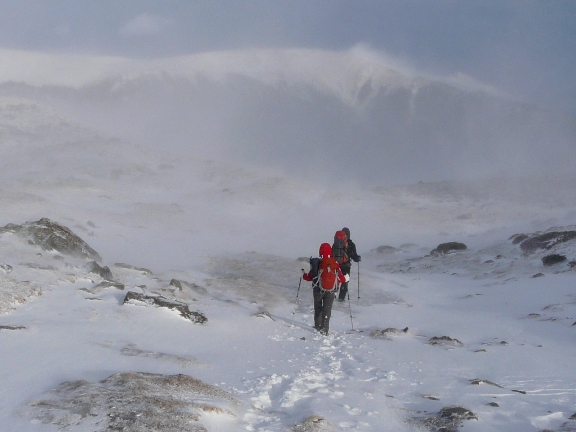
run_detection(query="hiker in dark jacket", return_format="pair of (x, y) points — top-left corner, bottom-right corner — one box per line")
(337, 227), (361, 301)
(303, 243), (348, 335)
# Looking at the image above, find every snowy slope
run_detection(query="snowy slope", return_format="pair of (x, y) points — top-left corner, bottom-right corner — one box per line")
(1, 213), (576, 431)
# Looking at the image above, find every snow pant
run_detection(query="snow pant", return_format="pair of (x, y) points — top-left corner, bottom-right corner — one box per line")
(313, 286), (335, 335)
(338, 262), (351, 300)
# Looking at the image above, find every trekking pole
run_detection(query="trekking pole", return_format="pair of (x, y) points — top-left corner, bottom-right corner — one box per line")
(291, 271), (304, 324)
(347, 290), (354, 331)
(357, 261), (360, 300)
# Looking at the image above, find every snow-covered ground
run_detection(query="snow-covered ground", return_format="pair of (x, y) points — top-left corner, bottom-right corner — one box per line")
(1, 87), (576, 431)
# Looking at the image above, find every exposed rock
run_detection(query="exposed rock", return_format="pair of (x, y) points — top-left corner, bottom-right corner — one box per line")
(510, 233), (529, 244)
(487, 402), (499, 407)
(120, 344), (198, 367)
(422, 394), (440, 400)
(409, 406), (477, 431)
(542, 254), (567, 266)
(123, 291), (207, 324)
(569, 260), (576, 268)
(291, 415), (332, 432)
(0, 325), (26, 330)
(0, 279), (42, 314)
(511, 389), (526, 394)
(371, 327), (409, 339)
(532, 273), (545, 278)
(431, 242), (467, 256)
(115, 263), (153, 275)
(470, 379), (503, 388)
(373, 245), (398, 254)
(252, 311), (274, 320)
(20, 262), (56, 271)
(26, 372), (239, 432)
(169, 278), (208, 295)
(440, 406), (477, 421)
(2, 218), (101, 261)
(429, 336), (464, 347)
(0, 264), (13, 274)
(520, 231), (576, 253)
(87, 261), (113, 280)
(91, 280), (125, 292)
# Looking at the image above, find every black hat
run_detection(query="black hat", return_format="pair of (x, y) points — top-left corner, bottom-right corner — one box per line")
(342, 227), (350, 239)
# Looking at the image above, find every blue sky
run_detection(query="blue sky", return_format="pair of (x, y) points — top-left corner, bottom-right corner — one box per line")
(1, 0), (575, 113)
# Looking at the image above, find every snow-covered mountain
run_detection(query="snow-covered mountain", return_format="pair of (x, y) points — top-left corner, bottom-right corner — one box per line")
(1, 48), (575, 186)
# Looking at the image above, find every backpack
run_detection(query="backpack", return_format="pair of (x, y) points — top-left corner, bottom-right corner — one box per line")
(332, 230), (349, 264)
(317, 257), (340, 292)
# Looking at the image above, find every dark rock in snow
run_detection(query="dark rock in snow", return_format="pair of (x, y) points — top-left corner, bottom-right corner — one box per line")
(429, 336), (464, 347)
(0, 325), (26, 330)
(440, 406), (477, 421)
(487, 402), (499, 407)
(291, 415), (332, 431)
(252, 311), (274, 320)
(93, 280), (125, 291)
(0, 264), (12, 274)
(123, 291), (207, 324)
(371, 327), (409, 339)
(510, 233), (529, 244)
(532, 273), (545, 278)
(542, 254), (566, 266)
(26, 372), (239, 432)
(169, 278), (208, 295)
(1, 218), (101, 261)
(87, 261), (113, 280)
(542, 254), (567, 266)
(520, 231), (576, 253)
(409, 405), (477, 431)
(470, 379), (503, 388)
(431, 242), (467, 256)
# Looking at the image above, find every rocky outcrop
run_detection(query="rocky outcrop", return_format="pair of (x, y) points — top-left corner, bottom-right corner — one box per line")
(26, 372), (239, 432)
(123, 291), (207, 324)
(291, 415), (333, 431)
(429, 336), (464, 347)
(520, 231), (576, 253)
(410, 406), (477, 431)
(169, 278), (208, 295)
(542, 254), (567, 266)
(87, 261), (113, 280)
(1, 218), (101, 261)
(431, 242), (467, 256)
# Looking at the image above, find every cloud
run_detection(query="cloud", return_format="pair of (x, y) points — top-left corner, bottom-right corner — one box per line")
(119, 13), (168, 37)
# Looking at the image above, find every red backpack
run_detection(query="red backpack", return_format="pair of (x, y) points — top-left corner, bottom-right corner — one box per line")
(318, 257), (340, 292)
(332, 230), (349, 264)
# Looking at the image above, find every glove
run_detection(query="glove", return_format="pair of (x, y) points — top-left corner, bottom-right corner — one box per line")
(357, 255), (362, 262)
(344, 274), (350, 283)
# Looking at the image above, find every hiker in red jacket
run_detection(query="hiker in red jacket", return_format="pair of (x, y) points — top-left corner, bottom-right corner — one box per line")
(303, 243), (348, 335)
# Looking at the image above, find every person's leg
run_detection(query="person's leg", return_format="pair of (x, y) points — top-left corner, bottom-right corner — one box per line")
(313, 288), (323, 330)
(338, 281), (348, 301)
(338, 263), (351, 301)
(321, 292), (335, 334)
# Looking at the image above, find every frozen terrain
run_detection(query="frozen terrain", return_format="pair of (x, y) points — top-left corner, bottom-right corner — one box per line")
(1, 49), (576, 431)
